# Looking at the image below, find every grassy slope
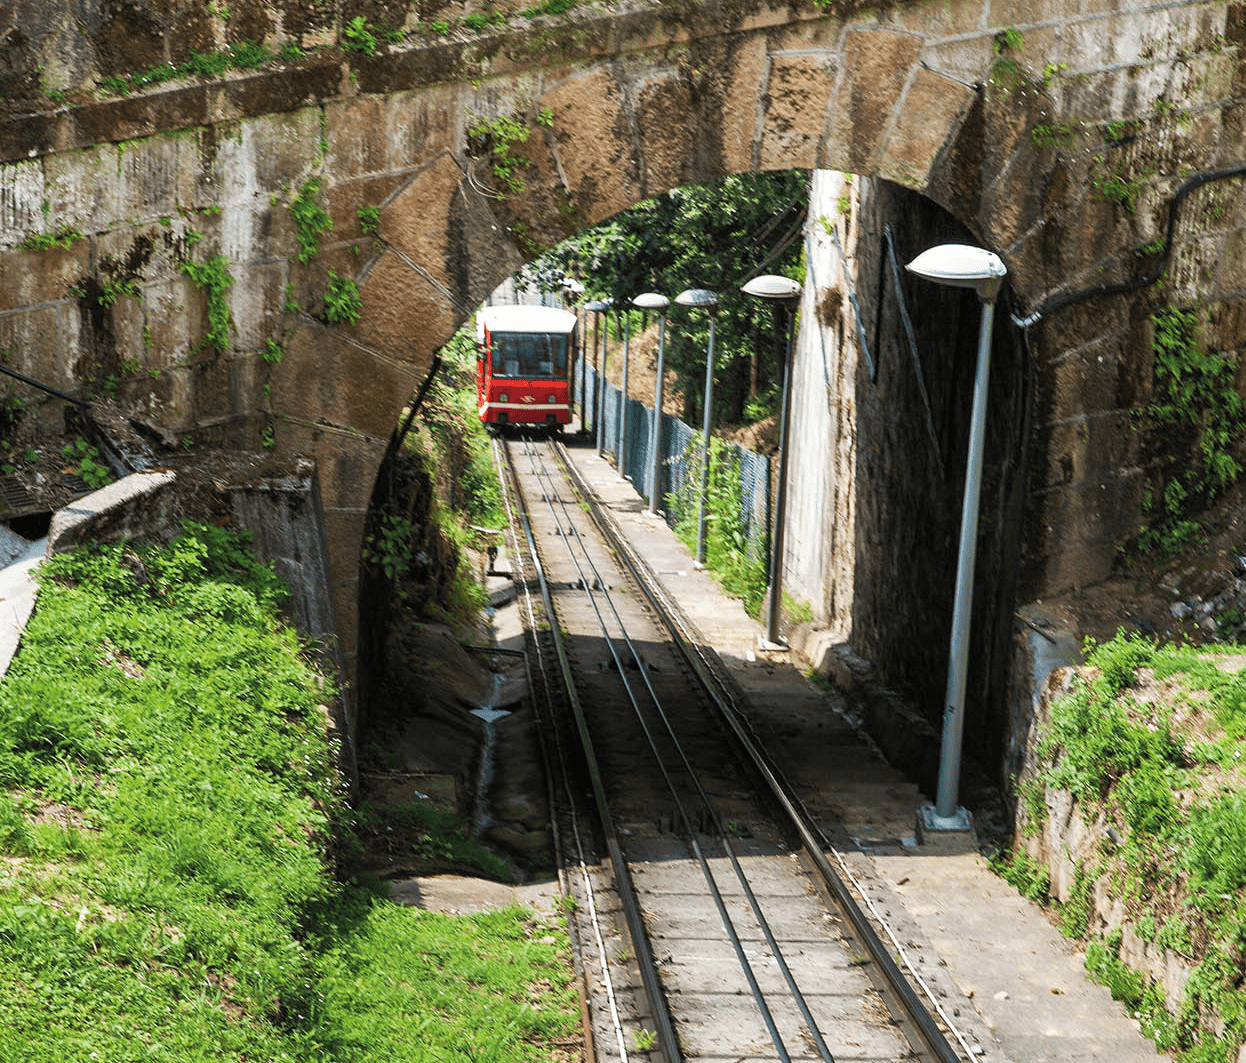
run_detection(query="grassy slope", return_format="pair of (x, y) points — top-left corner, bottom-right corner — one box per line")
(0, 524), (577, 1062)
(1004, 631), (1246, 1063)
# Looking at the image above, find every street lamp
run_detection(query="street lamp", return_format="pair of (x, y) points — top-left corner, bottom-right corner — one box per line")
(906, 242), (1007, 833)
(742, 274), (802, 648)
(588, 298), (613, 455)
(563, 279), (585, 428)
(618, 302), (633, 478)
(633, 292), (670, 514)
(584, 299), (610, 442)
(674, 288), (720, 566)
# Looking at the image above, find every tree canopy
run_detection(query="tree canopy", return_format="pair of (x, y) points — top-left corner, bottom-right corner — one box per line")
(527, 170), (809, 425)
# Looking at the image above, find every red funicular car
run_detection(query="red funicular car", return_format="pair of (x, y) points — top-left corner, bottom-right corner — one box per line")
(476, 305), (578, 431)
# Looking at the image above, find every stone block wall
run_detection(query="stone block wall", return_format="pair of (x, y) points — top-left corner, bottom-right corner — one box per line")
(0, 0), (1243, 720)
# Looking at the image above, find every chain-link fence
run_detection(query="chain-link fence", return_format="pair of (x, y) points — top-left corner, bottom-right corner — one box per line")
(580, 358), (771, 560)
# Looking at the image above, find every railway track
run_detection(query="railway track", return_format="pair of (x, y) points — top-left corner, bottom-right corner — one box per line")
(496, 433), (971, 1063)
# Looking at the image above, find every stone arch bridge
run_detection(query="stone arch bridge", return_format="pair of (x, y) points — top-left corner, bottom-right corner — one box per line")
(2, 1), (1245, 730)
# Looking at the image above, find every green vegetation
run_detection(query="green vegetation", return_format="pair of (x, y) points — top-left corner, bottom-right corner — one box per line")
(0, 524), (578, 1061)
(181, 253), (235, 353)
(15, 227), (84, 252)
(522, 0), (576, 16)
(291, 178), (334, 264)
(994, 26), (1024, 55)
(1090, 152), (1145, 211)
(342, 15), (378, 55)
(467, 114), (537, 196)
(60, 437), (113, 490)
(1031, 122), (1080, 149)
(357, 204), (381, 236)
(99, 38), (283, 97)
(465, 10), (507, 31)
(324, 272), (362, 324)
(531, 170), (807, 426)
(364, 324), (505, 623)
(989, 25), (1024, 84)
(97, 275), (140, 309)
(667, 435), (768, 615)
(362, 510), (414, 581)
(1004, 631), (1246, 1062)
(1133, 306), (1243, 558)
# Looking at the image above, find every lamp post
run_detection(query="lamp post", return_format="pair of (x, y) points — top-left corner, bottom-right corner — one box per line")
(674, 288), (720, 566)
(633, 292), (670, 514)
(618, 303), (632, 478)
(584, 299), (610, 440)
(563, 279), (585, 429)
(906, 242), (1007, 832)
(591, 298), (613, 455)
(742, 275), (802, 648)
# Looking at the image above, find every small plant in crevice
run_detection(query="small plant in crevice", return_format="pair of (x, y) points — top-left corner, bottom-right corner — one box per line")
(342, 15), (378, 55)
(181, 253), (235, 353)
(988, 25), (1024, 85)
(16, 227), (85, 252)
(291, 178), (333, 263)
(523, 0), (576, 15)
(466, 113), (536, 196)
(357, 204), (380, 236)
(362, 510), (414, 581)
(61, 437), (113, 490)
(324, 272), (361, 324)
(1089, 152), (1146, 212)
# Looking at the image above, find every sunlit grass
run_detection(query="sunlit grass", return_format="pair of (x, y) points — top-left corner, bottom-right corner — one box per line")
(0, 524), (578, 1061)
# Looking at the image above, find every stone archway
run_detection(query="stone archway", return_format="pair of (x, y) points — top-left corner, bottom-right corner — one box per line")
(1, 1), (1243, 722)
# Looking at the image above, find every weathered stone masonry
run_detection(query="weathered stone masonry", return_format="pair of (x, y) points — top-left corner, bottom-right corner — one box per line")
(1, 0), (1245, 739)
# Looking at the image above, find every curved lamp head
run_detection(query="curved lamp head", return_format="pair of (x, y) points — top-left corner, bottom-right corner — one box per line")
(907, 244), (1006, 301)
(584, 298), (612, 313)
(741, 275), (801, 304)
(674, 288), (720, 311)
(632, 292), (670, 312)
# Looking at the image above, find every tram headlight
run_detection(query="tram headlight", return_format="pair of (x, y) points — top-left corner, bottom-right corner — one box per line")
(499, 392), (509, 403)
(547, 393), (557, 404)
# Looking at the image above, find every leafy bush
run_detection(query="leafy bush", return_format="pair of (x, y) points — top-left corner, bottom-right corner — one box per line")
(667, 436), (768, 614)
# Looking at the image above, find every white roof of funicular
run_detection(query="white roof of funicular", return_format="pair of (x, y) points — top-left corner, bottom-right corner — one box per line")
(479, 305), (577, 335)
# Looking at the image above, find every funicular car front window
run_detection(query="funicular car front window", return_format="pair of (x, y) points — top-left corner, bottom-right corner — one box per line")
(491, 332), (568, 378)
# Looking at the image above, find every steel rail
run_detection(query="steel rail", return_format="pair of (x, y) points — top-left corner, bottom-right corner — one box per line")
(516, 437), (817, 1062)
(499, 437), (683, 1063)
(555, 439), (966, 1063)
(491, 439), (612, 1063)
(524, 437), (839, 1062)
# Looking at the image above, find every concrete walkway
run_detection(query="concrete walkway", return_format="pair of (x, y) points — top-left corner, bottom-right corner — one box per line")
(560, 437), (1168, 1063)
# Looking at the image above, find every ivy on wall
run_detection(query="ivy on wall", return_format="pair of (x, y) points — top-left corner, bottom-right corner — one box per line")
(1134, 306), (1244, 556)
